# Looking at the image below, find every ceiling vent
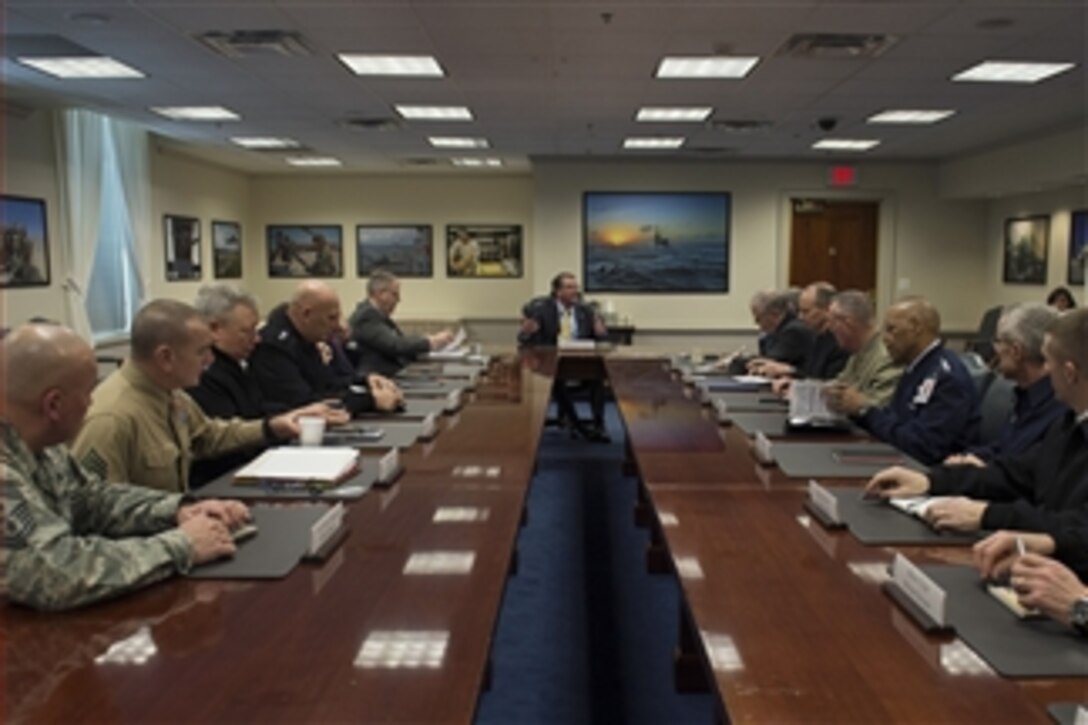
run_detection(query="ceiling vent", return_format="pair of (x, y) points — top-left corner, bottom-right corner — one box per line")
(776, 33), (898, 59)
(197, 30), (310, 58)
(710, 119), (773, 133)
(339, 117), (403, 132)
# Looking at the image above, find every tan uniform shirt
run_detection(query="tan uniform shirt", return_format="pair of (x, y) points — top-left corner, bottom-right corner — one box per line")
(73, 362), (265, 493)
(834, 332), (904, 408)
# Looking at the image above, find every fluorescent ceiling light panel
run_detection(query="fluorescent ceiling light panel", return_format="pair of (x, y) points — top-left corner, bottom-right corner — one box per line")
(395, 105), (472, 121)
(17, 55), (145, 79)
(868, 109), (955, 124)
(636, 106), (713, 122)
(623, 137), (685, 149)
(338, 54), (445, 77)
(813, 139), (880, 151)
(151, 106), (240, 121)
(285, 156), (342, 167)
(451, 157), (502, 167)
(429, 136), (489, 148)
(230, 136), (300, 149)
(952, 60), (1074, 83)
(655, 56), (759, 79)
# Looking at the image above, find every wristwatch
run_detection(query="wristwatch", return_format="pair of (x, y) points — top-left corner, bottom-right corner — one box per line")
(1072, 596), (1088, 635)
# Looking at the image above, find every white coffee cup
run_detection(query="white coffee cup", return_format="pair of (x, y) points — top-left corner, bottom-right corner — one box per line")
(298, 416), (326, 447)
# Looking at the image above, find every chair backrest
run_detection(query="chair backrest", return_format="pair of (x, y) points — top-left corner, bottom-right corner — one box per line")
(978, 376), (1016, 444)
(965, 305), (1003, 364)
(959, 352), (995, 396)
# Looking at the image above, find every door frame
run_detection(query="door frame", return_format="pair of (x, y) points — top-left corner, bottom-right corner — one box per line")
(776, 189), (898, 317)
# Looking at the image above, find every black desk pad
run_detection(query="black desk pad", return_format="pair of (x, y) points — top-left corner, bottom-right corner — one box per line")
(919, 565), (1088, 678)
(809, 487), (978, 545)
(188, 504), (329, 579)
(774, 441), (925, 478)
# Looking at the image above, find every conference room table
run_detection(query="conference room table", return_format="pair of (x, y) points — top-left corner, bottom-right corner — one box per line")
(4, 346), (1084, 723)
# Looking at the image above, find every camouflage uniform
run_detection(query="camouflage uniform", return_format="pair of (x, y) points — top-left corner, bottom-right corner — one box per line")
(833, 332), (904, 408)
(73, 362), (266, 493)
(1, 422), (193, 611)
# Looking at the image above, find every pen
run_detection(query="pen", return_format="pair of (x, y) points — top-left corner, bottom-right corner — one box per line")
(1015, 536), (1026, 557)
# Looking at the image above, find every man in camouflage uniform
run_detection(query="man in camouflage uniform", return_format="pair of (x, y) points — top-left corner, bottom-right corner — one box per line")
(1, 324), (243, 611)
(73, 299), (302, 493)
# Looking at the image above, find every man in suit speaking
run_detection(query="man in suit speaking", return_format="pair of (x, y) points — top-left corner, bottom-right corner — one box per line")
(518, 272), (610, 442)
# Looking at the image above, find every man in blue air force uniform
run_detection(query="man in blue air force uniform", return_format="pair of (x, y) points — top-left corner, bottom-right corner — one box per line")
(825, 295), (980, 465)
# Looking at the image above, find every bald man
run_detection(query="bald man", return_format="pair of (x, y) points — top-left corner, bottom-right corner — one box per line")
(1, 324), (245, 611)
(825, 296), (980, 465)
(73, 300), (302, 493)
(249, 281), (402, 414)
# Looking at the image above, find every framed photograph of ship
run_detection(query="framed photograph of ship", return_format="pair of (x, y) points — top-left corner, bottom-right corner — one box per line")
(266, 225), (343, 278)
(357, 225), (433, 278)
(1069, 210), (1087, 286)
(583, 192), (730, 293)
(0, 194), (50, 288)
(446, 224), (522, 278)
(164, 214), (201, 281)
(212, 221), (242, 279)
(1002, 215), (1049, 285)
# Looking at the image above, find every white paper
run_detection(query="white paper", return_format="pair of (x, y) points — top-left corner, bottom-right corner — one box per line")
(888, 496), (952, 520)
(558, 338), (595, 350)
(234, 447), (358, 482)
(788, 380), (843, 424)
(438, 326), (467, 353)
(733, 374), (771, 385)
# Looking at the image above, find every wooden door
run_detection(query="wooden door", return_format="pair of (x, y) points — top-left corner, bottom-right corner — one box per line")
(789, 199), (878, 294)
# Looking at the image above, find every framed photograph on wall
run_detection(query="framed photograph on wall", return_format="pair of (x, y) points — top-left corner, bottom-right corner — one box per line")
(1002, 215), (1049, 285)
(446, 224), (522, 278)
(583, 191), (730, 293)
(1, 194), (50, 288)
(357, 225), (433, 278)
(164, 214), (202, 281)
(212, 220), (243, 279)
(1069, 210), (1087, 286)
(266, 225), (343, 278)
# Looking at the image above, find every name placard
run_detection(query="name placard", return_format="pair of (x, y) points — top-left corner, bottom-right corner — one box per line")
(752, 431), (775, 465)
(712, 397), (730, 423)
(378, 448), (400, 484)
(807, 479), (840, 524)
(891, 553), (946, 627)
(445, 389), (463, 412)
(1075, 706), (1088, 725)
(308, 503), (345, 557)
(420, 412), (438, 439)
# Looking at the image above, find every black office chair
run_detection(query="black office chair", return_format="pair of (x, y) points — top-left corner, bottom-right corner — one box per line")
(959, 351), (995, 398)
(965, 305), (1003, 364)
(977, 376), (1015, 444)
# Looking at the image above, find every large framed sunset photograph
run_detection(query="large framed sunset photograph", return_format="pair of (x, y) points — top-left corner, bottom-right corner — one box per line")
(583, 191), (730, 293)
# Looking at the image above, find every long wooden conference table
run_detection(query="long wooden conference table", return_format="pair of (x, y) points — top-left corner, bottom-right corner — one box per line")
(4, 347), (1085, 723)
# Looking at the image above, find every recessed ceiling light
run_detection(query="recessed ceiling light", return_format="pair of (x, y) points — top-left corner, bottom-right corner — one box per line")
(655, 56), (759, 79)
(285, 156), (342, 167)
(395, 105), (473, 121)
(451, 157), (502, 167)
(428, 136), (489, 148)
(17, 56), (144, 79)
(952, 60), (1074, 83)
(867, 109), (955, 124)
(636, 106), (713, 122)
(813, 139), (880, 151)
(151, 106), (240, 121)
(230, 136), (300, 149)
(337, 54), (445, 77)
(623, 137), (685, 149)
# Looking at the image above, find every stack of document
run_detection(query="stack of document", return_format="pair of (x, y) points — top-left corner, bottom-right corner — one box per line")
(428, 327), (468, 360)
(234, 447), (359, 486)
(887, 496), (951, 521)
(788, 380), (847, 426)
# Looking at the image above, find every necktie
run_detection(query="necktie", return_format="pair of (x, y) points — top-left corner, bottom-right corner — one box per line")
(559, 309), (572, 341)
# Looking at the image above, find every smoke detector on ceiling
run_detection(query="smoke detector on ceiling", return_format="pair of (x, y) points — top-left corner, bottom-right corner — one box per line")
(197, 30), (310, 58)
(777, 33), (898, 59)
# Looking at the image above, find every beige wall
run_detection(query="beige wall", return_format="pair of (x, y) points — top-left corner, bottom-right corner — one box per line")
(533, 160), (988, 331)
(2, 109), (65, 327)
(246, 174), (534, 320)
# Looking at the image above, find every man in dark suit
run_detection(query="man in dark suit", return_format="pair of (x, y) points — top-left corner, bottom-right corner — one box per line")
(518, 272), (610, 442)
(760, 282), (849, 390)
(348, 270), (455, 377)
(725, 289), (815, 373)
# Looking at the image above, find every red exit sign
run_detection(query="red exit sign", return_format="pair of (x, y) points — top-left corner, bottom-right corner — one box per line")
(828, 165), (859, 187)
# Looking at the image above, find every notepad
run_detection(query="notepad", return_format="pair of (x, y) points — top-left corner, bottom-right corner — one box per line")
(986, 583), (1043, 620)
(234, 447), (359, 485)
